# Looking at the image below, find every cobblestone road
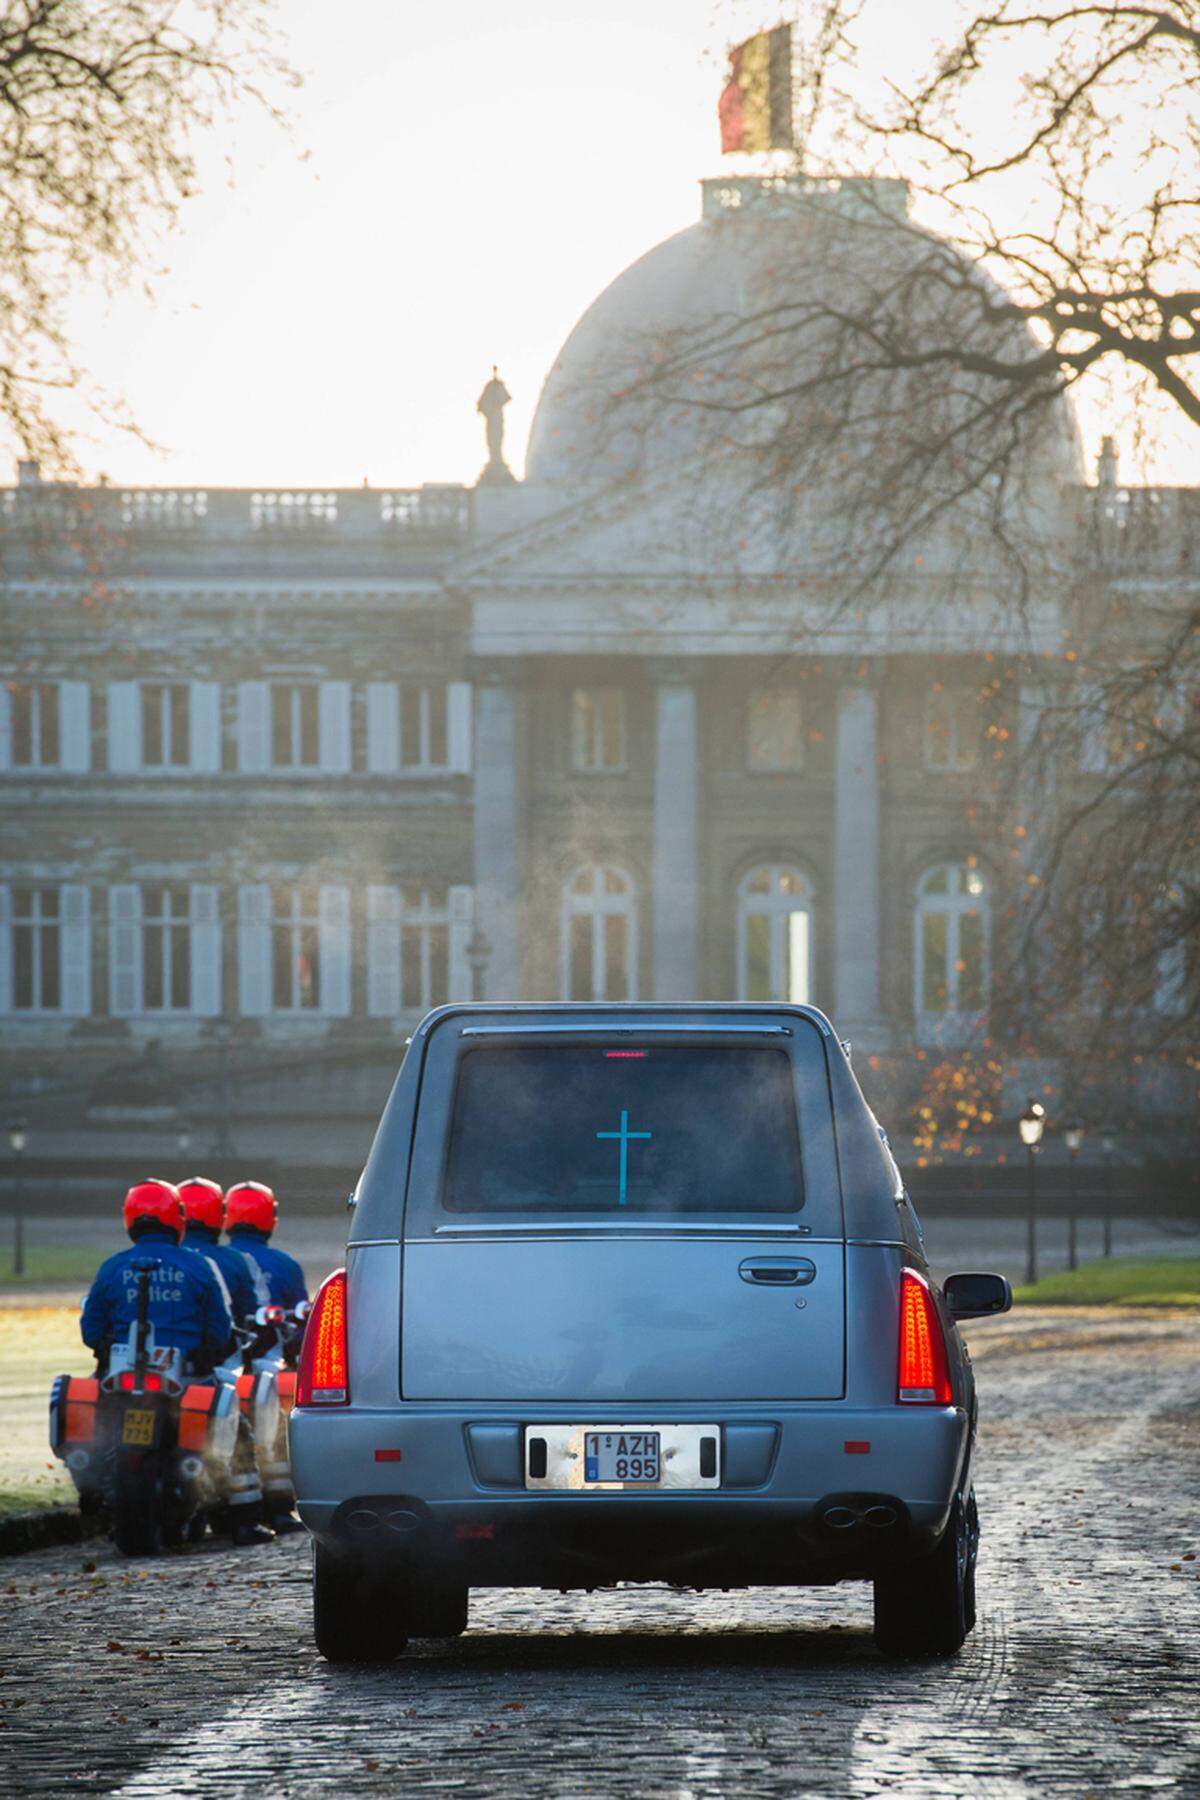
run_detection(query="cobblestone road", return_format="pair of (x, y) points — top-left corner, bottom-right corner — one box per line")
(1, 1309), (1197, 1798)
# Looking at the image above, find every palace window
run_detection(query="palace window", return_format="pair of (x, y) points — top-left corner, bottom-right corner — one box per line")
(401, 685), (448, 769)
(108, 884), (221, 1017)
(270, 684), (320, 769)
(570, 689), (626, 772)
(366, 884), (452, 1014)
(237, 883), (349, 1015)
(365, 681), (472, 774)
(271, 886), (322, 1010)
(1, 882), (90, 1014)
(11, 684), (60, 767)
(925, 686), (981, 772)
(13, 885), (61, 1009)
(737, 865), (811, 1003)
(142, 885), (192, 1010)
(914, 862), (989, 1034)
(1, 681), (89, 773)
(561, 864), (637, 1001)
(747, 690), (804, 772)
(141, 684), (191, 769)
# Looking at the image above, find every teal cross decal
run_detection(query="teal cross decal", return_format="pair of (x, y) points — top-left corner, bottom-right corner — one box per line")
(595, 1109), (652, 1207)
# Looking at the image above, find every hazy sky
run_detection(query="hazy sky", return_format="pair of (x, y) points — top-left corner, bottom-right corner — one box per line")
(46, 1), (1178, 491)
(58, 0), (718, 490)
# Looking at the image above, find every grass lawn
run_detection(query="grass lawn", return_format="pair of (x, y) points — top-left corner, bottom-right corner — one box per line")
(0, 1245), (102, 1292)
(0, 1304), (84, 1515)
(1014, 1257), (1200, 1308)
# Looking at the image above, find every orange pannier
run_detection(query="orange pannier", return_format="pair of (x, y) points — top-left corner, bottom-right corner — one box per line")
(64, 1376), (99, 1444)
(179, 1383), (218, 1454)
(275, 1370), (297, 1415)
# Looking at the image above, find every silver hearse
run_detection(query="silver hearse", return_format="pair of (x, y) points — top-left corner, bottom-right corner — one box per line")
(290, 1004), (1010, 1661)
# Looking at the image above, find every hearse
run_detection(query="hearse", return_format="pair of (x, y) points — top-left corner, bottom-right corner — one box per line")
(290, 1005), (1010, 1660)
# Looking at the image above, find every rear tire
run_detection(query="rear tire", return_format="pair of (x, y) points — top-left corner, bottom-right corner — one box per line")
(406, 1581), (469, 1638)
(312, 1544), (409, 1664)
(113, 1451), (166, 1558)
(873, 1494), (972, 1657)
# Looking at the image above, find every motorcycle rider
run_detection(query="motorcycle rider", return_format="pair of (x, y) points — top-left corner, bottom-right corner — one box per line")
(224, 1182), (309, 1310)
(81, 1180), (275, 1547)
(179, 1176), (269, 1322)
(179, 1176), (274, 1547)
(224, 1180), (309, 1532)
(81, 1178), (234, 1379)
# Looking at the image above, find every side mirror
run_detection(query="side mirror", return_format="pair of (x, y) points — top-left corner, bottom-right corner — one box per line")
(943, 1271), (1012, 1322)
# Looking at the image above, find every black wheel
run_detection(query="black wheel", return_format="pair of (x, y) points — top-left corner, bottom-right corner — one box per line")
(312, 1543), (409, 1664)
(874, 1495), (972, 1657)
(406, 1581), (469, 1638)
(112, 1451), (166, 1558)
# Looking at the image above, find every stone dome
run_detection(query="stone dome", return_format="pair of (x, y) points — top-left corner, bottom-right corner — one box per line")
(526, 176), (1084, 514)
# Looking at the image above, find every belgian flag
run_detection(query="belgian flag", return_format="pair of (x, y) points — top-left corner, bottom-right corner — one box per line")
(719, 24), (794, 154)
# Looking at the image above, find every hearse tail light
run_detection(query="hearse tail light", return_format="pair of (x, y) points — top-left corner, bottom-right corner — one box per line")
(897, 1270), (952, 1405)
(296, 1268), (349, 1406)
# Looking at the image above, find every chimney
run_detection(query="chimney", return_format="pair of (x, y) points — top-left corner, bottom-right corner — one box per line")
(17, 459), (41, 486)
(1097, 436), (1118, 493)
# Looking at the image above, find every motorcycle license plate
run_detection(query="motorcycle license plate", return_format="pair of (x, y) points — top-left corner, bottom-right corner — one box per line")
(122, 1408), (156, 1446)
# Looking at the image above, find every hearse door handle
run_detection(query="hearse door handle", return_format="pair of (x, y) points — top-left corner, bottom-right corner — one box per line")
(739, 1257), (816, 1286)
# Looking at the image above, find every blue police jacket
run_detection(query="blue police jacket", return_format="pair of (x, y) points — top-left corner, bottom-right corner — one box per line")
(227, 1226), (309, 1309)
(182, 1223), (269, 1322)
(81, 1225), (234, 1361)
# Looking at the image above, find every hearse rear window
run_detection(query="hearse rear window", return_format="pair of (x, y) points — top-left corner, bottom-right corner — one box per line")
(442, 1044), (804, 1215)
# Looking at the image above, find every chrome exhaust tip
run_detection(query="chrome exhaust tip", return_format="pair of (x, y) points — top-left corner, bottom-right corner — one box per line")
(863, 1504), (899, 1530)
(822, 1505), (860, 1531)
(346, 1508), (382, 1534)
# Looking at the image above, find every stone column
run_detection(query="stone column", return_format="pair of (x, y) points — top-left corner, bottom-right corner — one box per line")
(834, 676), (884, 1037)
(652, 679), (699, 1001)
(473, 677), (520, 1000)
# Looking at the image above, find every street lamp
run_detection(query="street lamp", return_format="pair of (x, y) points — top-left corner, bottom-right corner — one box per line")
(1063, 1119), (1084, 1273)
(1018, 1098), (1046, 1288)
(466, 926), (492, 1003)
(7, 1119), (27, 1279)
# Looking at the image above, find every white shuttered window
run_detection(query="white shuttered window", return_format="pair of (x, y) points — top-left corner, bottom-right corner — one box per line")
(108, 883), (223, 1016)
(365, 883), (463, 1013)
(0, 682), (90, 772)
(1, 882), (91, 1014)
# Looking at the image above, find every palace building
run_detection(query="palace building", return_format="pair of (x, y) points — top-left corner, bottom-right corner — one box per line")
(1, 174), (1193, 1184)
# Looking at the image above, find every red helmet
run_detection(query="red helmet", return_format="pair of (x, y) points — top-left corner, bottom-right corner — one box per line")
(123, 1179), (184, 1239)
(225, 1180), (277, 1234)
(178, 1176), (224, 1231)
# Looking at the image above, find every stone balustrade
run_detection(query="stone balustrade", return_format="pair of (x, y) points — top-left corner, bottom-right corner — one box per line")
(0, 481), (473, 545)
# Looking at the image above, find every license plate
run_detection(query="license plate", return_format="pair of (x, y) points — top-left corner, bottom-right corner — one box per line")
(584, 1430), (660, 1484)
(524, 1423), (720, 1490)
(122, 1408), (156, 1446)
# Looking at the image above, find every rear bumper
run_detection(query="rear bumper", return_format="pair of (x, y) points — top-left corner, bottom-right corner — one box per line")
(290, 1404), (969, 1585)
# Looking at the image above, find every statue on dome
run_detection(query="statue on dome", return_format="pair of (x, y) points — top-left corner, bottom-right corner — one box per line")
(476, 366), (516, 486)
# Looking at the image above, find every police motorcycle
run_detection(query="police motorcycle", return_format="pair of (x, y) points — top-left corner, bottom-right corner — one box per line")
(240, 1299), (310, 1524)
(50, 1259), (239, 1555)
